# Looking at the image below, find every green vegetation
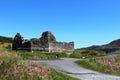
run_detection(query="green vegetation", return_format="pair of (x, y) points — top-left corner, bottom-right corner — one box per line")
(70, 49), (106, 58)
(76, 56), (120, 76)
(0, 36), (12, 43)
(1, 42), (106, 60)
(49, 70), (79, 80)
(0, 37), (78, 80)
(59, 52), (68, 57)
(14, 51), (57, 60)
(69, 50), (82, 58)
(0, 42), (69, 60)
(0, 56), (49, 80)
(0, 51), (78, 80)
(0, 36), (79, 80)
(12, 51), (68, 60)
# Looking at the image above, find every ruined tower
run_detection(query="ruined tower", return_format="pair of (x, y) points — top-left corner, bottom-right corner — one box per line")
(12, 33), (31, 51)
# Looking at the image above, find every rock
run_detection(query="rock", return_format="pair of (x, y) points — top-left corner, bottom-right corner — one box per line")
(12, 31), (74, 52)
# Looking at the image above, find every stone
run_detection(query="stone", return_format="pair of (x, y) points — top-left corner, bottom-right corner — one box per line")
(12, 31), (74, 52)
(12, 33), (31, 51)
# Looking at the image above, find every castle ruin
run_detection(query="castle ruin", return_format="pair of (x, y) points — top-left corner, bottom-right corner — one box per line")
(12, 31), (74, 52)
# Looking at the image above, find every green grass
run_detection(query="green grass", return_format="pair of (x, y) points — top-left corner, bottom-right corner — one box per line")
(69, 49), (106, 58)
(59, 52), (68, 57)
(0, 43), (79, 80)
(0, 42), (69, 60)
(49, 69), (79, 80)
(0, 56), (79, 80)
(0, 57), (18, 72)
(76, 56), (120, 76)
(12, 51), (69, 60)
(0, 57), (44, 80)
(76, 60), (107, 73)
(14, 51), (57, 60)
(0, 36), (12, 43)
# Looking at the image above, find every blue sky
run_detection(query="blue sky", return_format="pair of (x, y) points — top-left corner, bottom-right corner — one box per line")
(0, 0), (120, 48)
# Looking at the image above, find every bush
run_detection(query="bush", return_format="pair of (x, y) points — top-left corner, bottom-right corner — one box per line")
(70, 49), (106, 58)
(5, 44), (12, 50)
(59, 52), (68, 57)
(69, 50), (82, 58)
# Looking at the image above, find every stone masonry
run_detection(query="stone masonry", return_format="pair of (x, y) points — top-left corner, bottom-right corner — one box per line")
(12, 31), (74, 52)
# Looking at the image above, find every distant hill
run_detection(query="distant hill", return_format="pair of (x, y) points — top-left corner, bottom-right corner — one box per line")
(107, 39), (120, 47)
(78, 39), (120, 53)
(0, 36), (13, 43)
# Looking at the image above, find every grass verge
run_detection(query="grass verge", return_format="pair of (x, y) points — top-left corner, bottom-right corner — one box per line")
(49, 70), (79, 80)
(76, 56), (120, 76)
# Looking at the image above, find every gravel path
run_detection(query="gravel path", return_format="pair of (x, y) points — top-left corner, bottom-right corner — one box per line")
(32, 58), (120, 80)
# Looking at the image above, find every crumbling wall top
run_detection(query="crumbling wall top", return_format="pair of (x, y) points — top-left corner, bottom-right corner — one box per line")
(40, 31), (56, 43)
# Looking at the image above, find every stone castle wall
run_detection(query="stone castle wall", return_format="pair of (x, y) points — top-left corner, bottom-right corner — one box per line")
(49, 42), (74, 52)
(12, 31), (74, 52)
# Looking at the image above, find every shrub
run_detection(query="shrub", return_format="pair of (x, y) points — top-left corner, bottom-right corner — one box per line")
(59, 52), (68, 57)
(5, 44), (12, 50)
(70, 49), (106, 58)
(69, 50), (82, 58)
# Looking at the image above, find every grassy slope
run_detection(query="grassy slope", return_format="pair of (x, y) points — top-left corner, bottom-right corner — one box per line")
(0, 36), (12, 43)
(0, 50), (79, 80)
(76, 56), (120, 76)
(0, 56), (79, 80)
(0, 41), (79, 80)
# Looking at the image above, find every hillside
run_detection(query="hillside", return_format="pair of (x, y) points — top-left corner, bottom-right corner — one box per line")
(0, 36), (13, 43)
(0, 36), (79, 80)
(78, 38), (120, 53)
(107, 39), (120, 47)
